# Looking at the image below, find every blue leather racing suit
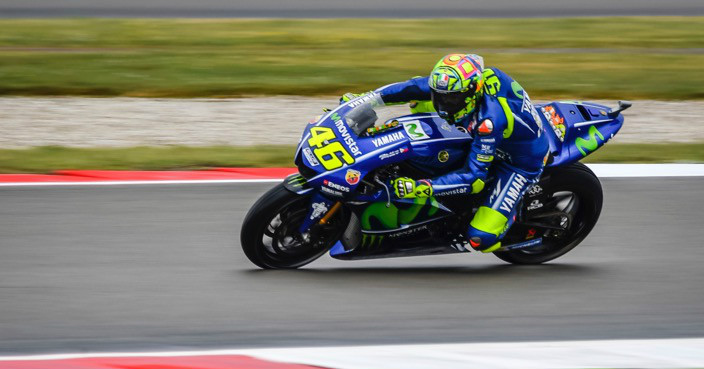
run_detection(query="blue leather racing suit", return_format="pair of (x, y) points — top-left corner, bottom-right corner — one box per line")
(376, 68), (550, 251)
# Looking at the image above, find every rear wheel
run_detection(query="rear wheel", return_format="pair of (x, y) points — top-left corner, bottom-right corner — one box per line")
(494, 162), (603, 264)
(240, 183), (348, 269)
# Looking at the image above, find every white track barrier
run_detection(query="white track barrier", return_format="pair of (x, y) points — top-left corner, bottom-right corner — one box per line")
(2, 338), (703, 368)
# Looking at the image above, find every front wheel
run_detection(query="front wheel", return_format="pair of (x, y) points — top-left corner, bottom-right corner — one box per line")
(494, 162), (603, 265)
(240, 183), (348, 269)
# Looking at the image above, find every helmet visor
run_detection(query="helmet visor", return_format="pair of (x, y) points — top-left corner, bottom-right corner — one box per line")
(431, 89), (474, 118)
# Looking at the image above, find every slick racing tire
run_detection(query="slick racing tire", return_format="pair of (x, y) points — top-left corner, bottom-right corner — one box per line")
(240, 183), (347, 269)
(494, 162), (603, 265)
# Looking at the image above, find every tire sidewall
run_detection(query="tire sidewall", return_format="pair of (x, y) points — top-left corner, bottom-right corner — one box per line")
(240, 184), (338, 269)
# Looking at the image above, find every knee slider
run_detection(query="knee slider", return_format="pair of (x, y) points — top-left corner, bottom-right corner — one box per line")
(467, 226), (499, 251)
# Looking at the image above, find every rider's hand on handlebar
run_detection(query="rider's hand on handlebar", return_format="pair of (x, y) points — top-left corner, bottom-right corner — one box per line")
(339, 91), (371, 105)
(392, 177), (433, 199)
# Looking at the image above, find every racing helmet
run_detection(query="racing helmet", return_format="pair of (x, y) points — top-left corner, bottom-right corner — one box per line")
(428, 53), (485, 123)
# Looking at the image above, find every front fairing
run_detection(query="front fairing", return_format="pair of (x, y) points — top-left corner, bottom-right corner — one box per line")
(294, 94), (408, 198)
(293, 93), (472, 234)
(295, 94), (472, 199)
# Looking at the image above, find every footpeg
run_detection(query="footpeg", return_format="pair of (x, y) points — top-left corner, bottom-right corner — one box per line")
(496, 238), (543, 252)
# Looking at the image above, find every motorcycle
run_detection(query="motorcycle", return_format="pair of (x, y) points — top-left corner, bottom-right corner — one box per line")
(240, 93), (631, 269)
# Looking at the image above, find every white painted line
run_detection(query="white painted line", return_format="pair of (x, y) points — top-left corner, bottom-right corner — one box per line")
(588, 163), (704, 177)
(0, 179), (283, 187)
(1, 338), (703, 368)
(0, 164), (702, 187)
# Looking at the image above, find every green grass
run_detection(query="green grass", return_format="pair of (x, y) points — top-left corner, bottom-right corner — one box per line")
(582, 143), (704, 163)
(1, 143), (702, 174)
(0, 17), (703, 99)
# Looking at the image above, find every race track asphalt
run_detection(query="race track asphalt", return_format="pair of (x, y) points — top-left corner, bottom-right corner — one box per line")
(1, 177), (703, 354)
(1, 0), (703, 18)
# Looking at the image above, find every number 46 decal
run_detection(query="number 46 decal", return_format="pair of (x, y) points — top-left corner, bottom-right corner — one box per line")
(403, 121), (430, 140)
(307, 127), (354, 170)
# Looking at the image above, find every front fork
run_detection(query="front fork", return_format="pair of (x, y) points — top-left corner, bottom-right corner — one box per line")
(298, 192), (342, 234)
(283, 174), (342, 234)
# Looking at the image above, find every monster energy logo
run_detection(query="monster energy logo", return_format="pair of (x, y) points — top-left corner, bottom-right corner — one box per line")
(360, 234), (384, 248)
(287, 175), (307, 188)
(575, 126), (605, 156)
(360, 197), (440, 230)
(357, 197), (442, 248)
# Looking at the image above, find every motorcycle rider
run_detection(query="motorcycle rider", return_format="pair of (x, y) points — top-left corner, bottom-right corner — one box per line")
(341, 54), (549, 253)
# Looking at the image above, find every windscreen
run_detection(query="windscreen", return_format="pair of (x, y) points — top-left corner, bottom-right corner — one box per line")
(344, 94), (411, 136)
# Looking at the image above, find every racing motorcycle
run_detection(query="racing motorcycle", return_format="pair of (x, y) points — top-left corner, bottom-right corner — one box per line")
(240, 93), (631, 269)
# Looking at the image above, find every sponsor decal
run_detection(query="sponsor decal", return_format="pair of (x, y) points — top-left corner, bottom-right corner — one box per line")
(379, 146), (409, 160)
(360, 196), (440, 231)
(323, 179), (350, 193)
(372, 131), (405, 148)
(521, 92), (543, 131)
(402, 121), (430, 140)
(346, 94), (375, 108)
(499, 173), (529, 213)
(389, 225), (428, 239)
(480, 144), (492, 154)
(575, 125), (605, 157)
(320, 186), (343, 197)
(527, 199), (543, 211)
(437, 150), (449, 163)
(525, 228), (537, 240)
(310, 202), (329, 220)
(480, 137), (495, 143)
(527, 184), (542, 196)
(331, 113), (362, 157)
(532, 107), (543, 131)
(541, 105), (566, 142)
(440, 122), (453, 132)
(360, 234), (384, 248)
(435, 187), (467, 197)
(287, 175), (307, 188)
(476, 154), (494, 163)
(521, 94), (532, 113)
(489, 179), (502, 203)
(345, 169), (361, 185)
(477, 119), (493, 136)
(302, 147), (319, 166)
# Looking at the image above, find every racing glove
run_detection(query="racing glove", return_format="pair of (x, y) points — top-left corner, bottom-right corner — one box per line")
(392, 177), (433, 199)
(409, 100), (436, 114)
(339, 91), (371, 104)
